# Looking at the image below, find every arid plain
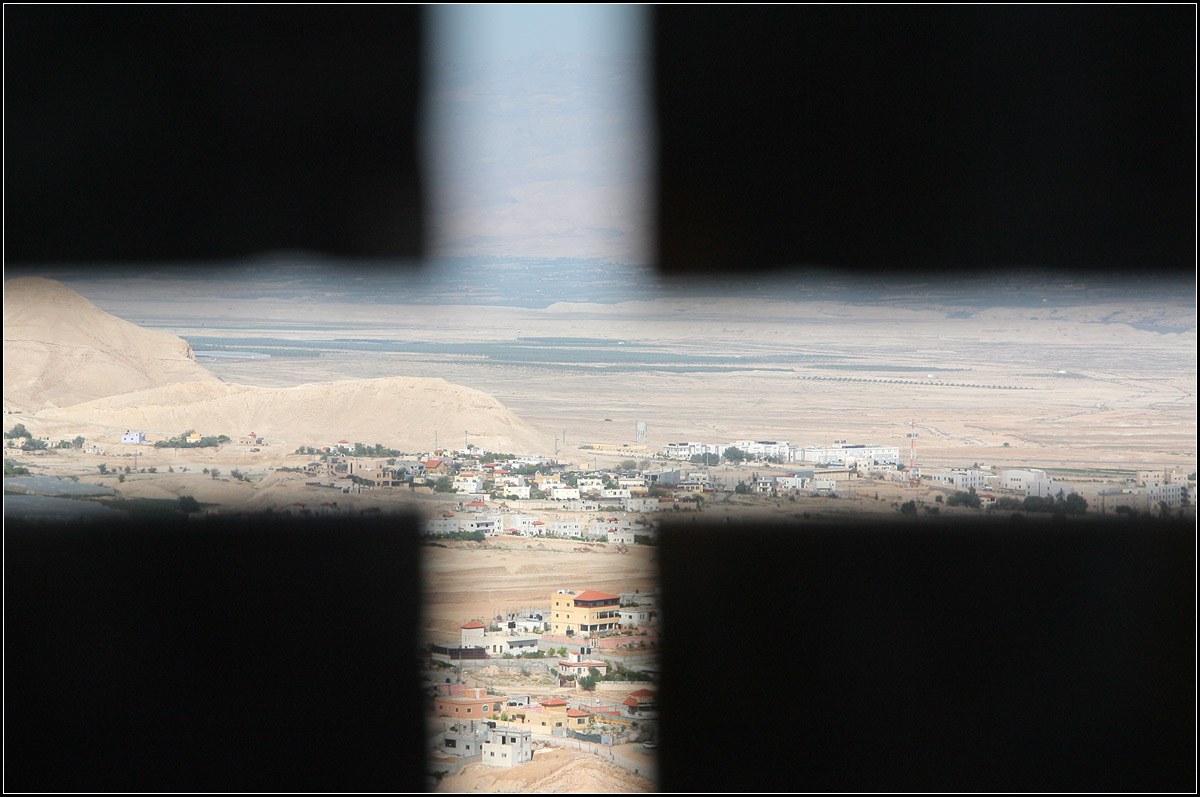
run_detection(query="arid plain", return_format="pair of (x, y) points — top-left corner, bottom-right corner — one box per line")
(74, 274), (1197, 472)
(6, 270), (1194, 792)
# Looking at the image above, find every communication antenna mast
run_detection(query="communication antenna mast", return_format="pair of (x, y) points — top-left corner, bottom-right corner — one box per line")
(908, 419), (920, 487)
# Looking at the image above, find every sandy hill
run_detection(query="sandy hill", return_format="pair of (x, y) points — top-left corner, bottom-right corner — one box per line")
(39, 377), (553, 454)
(4, 277), (221, 410)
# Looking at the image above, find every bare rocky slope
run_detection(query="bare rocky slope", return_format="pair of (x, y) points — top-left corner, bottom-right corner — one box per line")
(6, 278), (552, 453)
(4, 277), (220, 410)
(37, 377), (551, 453)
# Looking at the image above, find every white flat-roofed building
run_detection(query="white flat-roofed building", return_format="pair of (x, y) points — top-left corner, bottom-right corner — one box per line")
(550, 520), (583, 538)
(550, 486), (580, 501)
(462, 514), (503, 536)
(734, 440), (793, 460)
(481, 728), (532, 767)
(795, 443), (900, 465)
(928, 469), (989, 491)
(454, 474), (484, 493)
(1094, 488), (1151, 514)
(1147, 481), (1185, 510)
(662, 442), (728, 460)
(776, 475), (811, 491)
(121, 431), (148, 444)
(506, 514), (540, 535)
(623, 496), (660, 513)
(1026, 477), (1076, 499)
(607, 528), (636, 545)
(999, 469), (1047, 492)
(426, 515), (460, 535)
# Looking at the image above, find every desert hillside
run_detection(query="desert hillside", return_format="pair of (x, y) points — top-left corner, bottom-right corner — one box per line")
(3, 277), (220, 410)
(35, 377), (554, 454)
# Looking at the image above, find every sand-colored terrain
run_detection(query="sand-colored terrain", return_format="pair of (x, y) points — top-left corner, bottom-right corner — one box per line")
(30, 376), (551, 454)
(3, 279), (553, 454)
(434, 746), (652, 793)
(421, 537), (657, 640)
(70, 282), (1190, 472)
(3, 277), (219, 410)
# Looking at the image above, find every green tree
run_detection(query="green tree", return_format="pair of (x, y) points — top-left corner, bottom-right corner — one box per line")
(98, 463), (108, 474)
(723, 447), (746, 463)
(433, 476), (453, 492)
(578, 675), (597, 691)
(4, 423), (32, 439)
(177, 495), (201, 514)
(22, 438), (48, 451)
(1062, 493), (1088, 515)
(734, 481), (749, 494)
(72, 435), (86, 448)
(210, 467), (220, 479)
(900, 500), (917, 515)
(117, 473), (126, 482)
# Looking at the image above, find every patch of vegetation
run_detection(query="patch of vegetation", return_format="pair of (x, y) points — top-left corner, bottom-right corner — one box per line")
(4, 459), (32, 476)
(426, 531), (486, 542)
(4, 423), (32, 440)
(154, 431), (231, 449)
(945, 489), (982, 509)
(89, 496), (211, 518)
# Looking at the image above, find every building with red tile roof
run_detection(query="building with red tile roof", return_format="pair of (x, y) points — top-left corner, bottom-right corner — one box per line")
(549, 589), (621, 637)
(557, 653), (610, 679)
(622, 689), (657, 718)
(433, 686), (505, 721)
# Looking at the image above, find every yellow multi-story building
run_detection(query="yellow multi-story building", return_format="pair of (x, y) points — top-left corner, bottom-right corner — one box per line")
(549, 589), (621, 637)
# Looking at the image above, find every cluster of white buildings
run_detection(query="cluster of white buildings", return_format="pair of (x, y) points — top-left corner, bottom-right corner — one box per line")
(662, 440), (901, 466)
(426, 508), (652, 544)
(1090, 470), (1193, 515)
(920, 467), (1195, 516)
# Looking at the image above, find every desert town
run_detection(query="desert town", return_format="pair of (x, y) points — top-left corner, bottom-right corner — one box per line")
(4, 274), (1196, 791)
(5, 419), (1195, 526)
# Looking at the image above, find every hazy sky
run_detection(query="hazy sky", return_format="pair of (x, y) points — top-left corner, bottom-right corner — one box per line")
(428, 4), (648, 64)
(423, 5), (652, 264)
